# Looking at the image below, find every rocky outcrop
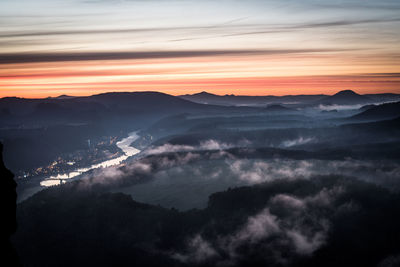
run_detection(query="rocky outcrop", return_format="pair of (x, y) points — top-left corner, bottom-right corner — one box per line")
(0, 142), (20, 266)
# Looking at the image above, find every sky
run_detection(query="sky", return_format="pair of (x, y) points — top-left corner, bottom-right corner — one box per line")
(0, 0), (400, 98)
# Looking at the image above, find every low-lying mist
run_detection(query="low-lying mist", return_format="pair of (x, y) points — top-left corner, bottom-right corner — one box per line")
(7, 93), (400, 267)
(75, 141), (400, 210)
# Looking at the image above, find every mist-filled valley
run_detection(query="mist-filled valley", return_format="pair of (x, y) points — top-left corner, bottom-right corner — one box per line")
(2, 90), (400, 266)
(3, 0), (400, 265)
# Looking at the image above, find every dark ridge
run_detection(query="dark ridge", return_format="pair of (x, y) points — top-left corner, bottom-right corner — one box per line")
(351, 101), (400, 120)
(85, 91), (210, 111)
(13, 175), (400, 267)
(358, 104), (376, 111)
(179, 92), (328, 106)
(365, 93), (400, 102)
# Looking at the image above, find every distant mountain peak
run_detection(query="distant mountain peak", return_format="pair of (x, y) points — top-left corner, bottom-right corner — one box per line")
(193, 91), (218, 97)
(332, 90), (360, 97)
(55, 94), (75, 99)
(318, 89), (371, 105)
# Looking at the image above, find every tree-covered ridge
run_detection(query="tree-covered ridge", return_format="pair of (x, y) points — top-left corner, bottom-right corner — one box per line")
(14, 175), (400, 267)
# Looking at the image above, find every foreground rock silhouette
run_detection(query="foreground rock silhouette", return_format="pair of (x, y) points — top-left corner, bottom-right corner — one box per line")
(0, 142), (20, 266)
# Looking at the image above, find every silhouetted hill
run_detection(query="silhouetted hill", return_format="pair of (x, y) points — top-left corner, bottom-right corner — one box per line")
(0, 92), (260, 126)
(0, 97), (40, 116)
(180, 91), (233, 105)
(351, 101), (400, 120)
(0, 92), (205, 118)
(87, 91), (206, 112)
(180, 92), (326, 106)
(192, 91), (219, 97)
(318, 90), (372, 105)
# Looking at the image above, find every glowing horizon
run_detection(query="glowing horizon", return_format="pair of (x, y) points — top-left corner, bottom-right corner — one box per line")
(1, 0), (400, 98)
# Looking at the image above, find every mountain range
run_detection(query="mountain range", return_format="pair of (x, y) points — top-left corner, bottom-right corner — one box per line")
(180, 90), (400, 107)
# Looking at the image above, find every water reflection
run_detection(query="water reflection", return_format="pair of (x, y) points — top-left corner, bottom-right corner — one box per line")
(40, 131), (140, 187)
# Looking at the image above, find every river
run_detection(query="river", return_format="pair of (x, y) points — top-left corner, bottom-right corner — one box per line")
(40, 131), (141, 187)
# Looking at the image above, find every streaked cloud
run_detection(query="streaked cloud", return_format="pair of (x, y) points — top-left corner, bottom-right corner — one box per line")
(0, 48), (357, 64)
(0, 0), (399, 97)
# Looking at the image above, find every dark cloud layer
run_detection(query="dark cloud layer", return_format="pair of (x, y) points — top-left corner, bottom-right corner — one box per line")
(0, 48), (352, 64)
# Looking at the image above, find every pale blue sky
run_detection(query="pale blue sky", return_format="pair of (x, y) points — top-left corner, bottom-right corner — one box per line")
(1, 0), (399, 54)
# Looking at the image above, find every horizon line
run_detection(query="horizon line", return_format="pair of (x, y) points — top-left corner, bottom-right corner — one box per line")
(1, 89), (400, 100)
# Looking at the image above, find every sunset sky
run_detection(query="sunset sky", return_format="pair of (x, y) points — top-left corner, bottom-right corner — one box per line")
(1, 0), (400, 98)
